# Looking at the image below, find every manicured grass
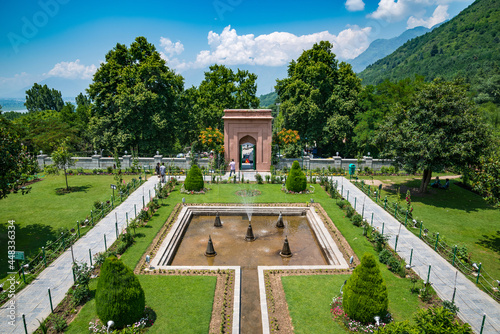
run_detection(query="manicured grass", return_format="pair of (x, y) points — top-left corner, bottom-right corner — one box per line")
(66, 275), (216, 333)
(0, 174), (137, 279)
(357, 175), (500, 283)
(282, 275), (348, 333)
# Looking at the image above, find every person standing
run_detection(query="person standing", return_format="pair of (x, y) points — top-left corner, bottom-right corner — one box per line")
(155, 162), (160, 179)
(160, 163), (166, 183)
(229, 159), (236, 177)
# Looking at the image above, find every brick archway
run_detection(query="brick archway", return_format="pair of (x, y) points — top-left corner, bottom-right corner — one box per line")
(223, 109), (273, 172)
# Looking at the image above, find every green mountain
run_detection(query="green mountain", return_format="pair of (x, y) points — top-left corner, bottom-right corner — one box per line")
(358, 0), (500, 88)
(259, 91), (278, 107)
(349, 26), (432, 73)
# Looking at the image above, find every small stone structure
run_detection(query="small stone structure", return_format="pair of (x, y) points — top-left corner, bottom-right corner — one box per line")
(223, 109), (273, 172)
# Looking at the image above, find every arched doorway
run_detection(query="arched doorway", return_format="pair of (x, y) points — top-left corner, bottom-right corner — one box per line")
(239, 135), (256, 170)
(223, 109), (273, 172)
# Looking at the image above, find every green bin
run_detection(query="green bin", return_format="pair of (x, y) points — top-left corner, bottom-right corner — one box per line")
(349, 163), (356, 176)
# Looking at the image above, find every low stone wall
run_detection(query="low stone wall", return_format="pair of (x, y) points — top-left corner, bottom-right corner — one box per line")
(277, 156), (394, 171)
(36, 154), (393, 171)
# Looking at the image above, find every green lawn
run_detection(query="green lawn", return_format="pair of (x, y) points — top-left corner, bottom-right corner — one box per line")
(356, 175), (500, 283)
(66, 275), (216, 334)
(0, 174), (137, 279)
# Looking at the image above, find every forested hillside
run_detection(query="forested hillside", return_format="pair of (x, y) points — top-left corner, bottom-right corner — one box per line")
(359, 0), (500, 91)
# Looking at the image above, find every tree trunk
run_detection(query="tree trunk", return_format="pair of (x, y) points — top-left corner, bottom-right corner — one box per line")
(64, 167), (69, 190)
(419, 168), (432, 193)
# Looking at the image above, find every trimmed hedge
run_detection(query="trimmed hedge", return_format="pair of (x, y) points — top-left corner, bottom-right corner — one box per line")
(285, 161), (307, 192)
(343, 253), (388, 323)
(96, 256), (145, 328)
(184, 165), (204, 191)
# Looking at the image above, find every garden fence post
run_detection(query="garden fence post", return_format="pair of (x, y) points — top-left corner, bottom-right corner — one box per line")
(89, 249), (93, 267)
(452, 287), (456, 304)
(149, 189), (151, 201)
(126, 212), (129, 227)
(61, 232), (65, 251)
(77, 220), (80, 238)
(427, 265), (432, 284)
(21, 263), (26, 284)
(143, 195), (145, 209)
(22, 314), (27, 334)
(419, 223), (423, 239)
(48, 288), (54, 313)
(42, 247), (47, 268)
(409, 248), (413, 267)
(476, 263), (482, 284)
(134, 204), (137, 218)
(405, 210), (408, 227)
(362, 203), (365, 218)
(91, 210), (94, 225)
(480, 314), (486, 334)
(381, 222), (385, 235)
(115, 222), (119, 239)
(104, 234), (107, 252)
(394, 235), (399, 252)
(347, 190), (349, 201)
(384, 197), (387, 210)
(452, 245), (457, 266)
(395, 203), (398, 218)
(72, 266), (76, 282)
(434, 233), (439, 251)
(370, 212), (373, 226)
(354, 197), (356, 210)
(341, 185), (343, 197)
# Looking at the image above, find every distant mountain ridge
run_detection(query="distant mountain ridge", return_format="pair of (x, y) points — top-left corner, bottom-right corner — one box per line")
(349, 26), (435, 73)
(358, 0), (500, 87)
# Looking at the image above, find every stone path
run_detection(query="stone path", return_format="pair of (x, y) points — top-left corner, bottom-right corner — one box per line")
(0, 177), (159, 334)
(332, 176), (500, 334)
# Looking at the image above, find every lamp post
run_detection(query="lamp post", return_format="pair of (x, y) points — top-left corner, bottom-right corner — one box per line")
(107, 320), (114, 333)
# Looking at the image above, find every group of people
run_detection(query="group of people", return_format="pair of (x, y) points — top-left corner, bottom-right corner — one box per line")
(155, 162), (166, 182)
(430, 176), (450, 189)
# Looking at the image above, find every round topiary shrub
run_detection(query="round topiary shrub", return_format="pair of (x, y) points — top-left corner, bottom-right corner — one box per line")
(343, 253), (388, 323)
(96, 256), (145, 329)
(285, 161), (307, 192)
(184, 164), (204, 191)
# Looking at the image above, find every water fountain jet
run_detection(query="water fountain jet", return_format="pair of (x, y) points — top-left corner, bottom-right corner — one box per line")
(280, 236), (292, 258)
(276, 211), (284, 228)
(204, 235), (217, 257)
(214, 211), (222, 227)
(245, 222), (256, 241)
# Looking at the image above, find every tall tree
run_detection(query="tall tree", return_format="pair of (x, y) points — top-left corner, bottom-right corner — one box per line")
(0, 117), (39, 199)
(195, 65), (259, 130)
(276, 41), (362, 157)
(87, 37), (184, 155)
(375, 79), (492, 193)
(25, 83), (64, 112)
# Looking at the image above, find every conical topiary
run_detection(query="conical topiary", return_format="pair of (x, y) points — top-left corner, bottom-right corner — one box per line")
(184, 164), (204, 191)
(343, 253), (388, 323)
(95, 256), (145, 328)
(285, 160), (307, 192)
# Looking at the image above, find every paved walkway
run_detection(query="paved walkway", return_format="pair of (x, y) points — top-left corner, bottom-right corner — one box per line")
(332, 177), (500, 334)
(0, 177), (160, 334)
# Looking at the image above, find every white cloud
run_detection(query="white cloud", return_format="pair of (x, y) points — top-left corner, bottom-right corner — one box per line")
(175, 25), (371, 71)
(159, 37), (184, 56)
(47, 59), (96, 79)
(368, 0), (409, 22)
(346, 0), (365, 11)
(407, 5), (449, 28)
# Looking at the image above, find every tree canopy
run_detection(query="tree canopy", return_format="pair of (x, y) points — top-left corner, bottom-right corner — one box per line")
(24, 83), (64, 112)
(276, 41), (362, 157)
(87, 36), (184, 155)
(375, 78), (492, 192)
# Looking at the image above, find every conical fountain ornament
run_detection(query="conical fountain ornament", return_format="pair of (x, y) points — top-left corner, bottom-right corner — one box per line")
(280, 236), (292, 258)
(204, 235), (217, 257)
(276, 211), (284, 228)
(214, 211), (222, 227)
(245, 222), (256, 241)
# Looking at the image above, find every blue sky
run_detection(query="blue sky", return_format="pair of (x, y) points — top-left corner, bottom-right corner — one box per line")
(0, 0), (474, 98)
